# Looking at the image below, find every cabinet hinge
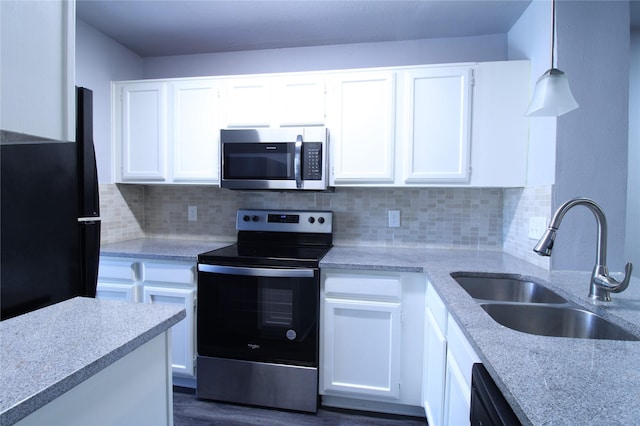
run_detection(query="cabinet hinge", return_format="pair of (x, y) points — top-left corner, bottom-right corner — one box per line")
(470, 69), (475, 86)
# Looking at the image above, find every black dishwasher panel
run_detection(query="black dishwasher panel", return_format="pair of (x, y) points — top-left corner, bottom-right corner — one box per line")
(470, 363), (521, 426)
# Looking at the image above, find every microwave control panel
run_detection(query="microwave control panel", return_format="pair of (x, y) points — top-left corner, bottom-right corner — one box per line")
(303, 143), (322, 180)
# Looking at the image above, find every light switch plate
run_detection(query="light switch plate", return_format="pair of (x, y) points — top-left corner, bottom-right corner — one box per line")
(388, 210), (400, 228)
(528, 216), (547, 239)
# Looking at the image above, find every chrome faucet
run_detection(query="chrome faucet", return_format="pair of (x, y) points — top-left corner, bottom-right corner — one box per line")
(534, 197), (633, 302)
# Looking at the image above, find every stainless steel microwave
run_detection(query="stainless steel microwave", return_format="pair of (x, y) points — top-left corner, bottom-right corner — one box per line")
(220, 128), (329, 191)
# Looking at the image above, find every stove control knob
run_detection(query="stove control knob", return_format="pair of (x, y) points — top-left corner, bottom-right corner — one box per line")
(243, 215), (251, 222)
(318, 217), (325, 224)
(308, 217), (315, 224)
(252, 215), (260, 222)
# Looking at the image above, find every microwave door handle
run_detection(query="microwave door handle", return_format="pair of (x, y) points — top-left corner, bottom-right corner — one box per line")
(294, 134), (303, 188)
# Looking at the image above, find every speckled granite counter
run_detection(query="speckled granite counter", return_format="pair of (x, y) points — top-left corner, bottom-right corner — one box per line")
(101, 238), (232, 261)
(0, 297), (186, 425)
(321, 246), (640, 425)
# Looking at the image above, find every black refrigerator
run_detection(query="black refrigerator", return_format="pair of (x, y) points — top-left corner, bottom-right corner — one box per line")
(1, 87), (101, 320)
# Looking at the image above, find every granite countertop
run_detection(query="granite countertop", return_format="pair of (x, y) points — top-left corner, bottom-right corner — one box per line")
(0, 297), (186, 426)
(321, 246), (640, 425)
(101, 238), (232, 261)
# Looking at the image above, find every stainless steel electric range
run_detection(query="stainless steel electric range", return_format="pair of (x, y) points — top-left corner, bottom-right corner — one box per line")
(196, 209), (333, 413)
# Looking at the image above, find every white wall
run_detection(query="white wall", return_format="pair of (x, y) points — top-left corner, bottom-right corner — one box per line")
(628, 29), (640, 277)
(75, 20), (143, 182)
(141, 34), (507, 79)
(551, 1), (630, 272)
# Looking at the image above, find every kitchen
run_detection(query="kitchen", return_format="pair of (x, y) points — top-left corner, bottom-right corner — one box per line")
(2, 0), (640, 425)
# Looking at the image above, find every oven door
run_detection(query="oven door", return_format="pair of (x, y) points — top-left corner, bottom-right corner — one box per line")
(197, 264), (319, 367)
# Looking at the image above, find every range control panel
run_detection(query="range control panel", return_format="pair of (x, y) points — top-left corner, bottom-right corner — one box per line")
(236, 209), (332, 233)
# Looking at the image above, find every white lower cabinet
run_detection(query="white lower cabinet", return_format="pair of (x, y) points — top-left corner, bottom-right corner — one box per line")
(320, 269), (425, 415)
(423, 281), (480, 426)
(97, 257), (197, 378)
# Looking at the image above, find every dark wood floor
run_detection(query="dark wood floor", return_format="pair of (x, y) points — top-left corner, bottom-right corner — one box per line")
(173, 387), (427, 426)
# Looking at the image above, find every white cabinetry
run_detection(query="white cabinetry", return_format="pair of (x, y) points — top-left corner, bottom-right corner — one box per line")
(469, 60), (529, 187)
(320, 269), (425, 416)
(220, 75), (325, 128)
(115, 82), (169, 182)
(113, 79), (219, 184)
(401, 66), (473, 183)
(171, 79), (220, 182)
(97, 257), (197, 378)
(328, 72), (396, 184)
(96, 258), (140, 302)
(422, 282), (448, 426)
(1, 0), (75, 141)
(422, 281), (480, 426)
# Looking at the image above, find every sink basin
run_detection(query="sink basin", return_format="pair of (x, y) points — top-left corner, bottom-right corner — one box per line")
(452, 274), (568, 304)
(480, 304), (640, 341)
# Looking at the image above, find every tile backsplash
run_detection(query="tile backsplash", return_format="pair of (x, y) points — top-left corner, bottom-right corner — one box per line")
(100, 183), (552, 268)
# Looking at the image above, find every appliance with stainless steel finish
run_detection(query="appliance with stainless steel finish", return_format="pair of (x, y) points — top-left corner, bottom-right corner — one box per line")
(533, 197), (633, 302)
(220, 127), (329, 191)
(196, 209), (333, 413)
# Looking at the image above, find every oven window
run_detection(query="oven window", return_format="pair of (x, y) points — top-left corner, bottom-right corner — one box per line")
(197, 271), (319, 367)
(223, 143), (293, 180)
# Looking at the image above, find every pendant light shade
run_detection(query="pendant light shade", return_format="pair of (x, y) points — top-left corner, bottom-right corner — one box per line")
(525, 0), (579, 117)
(526, 68), (578, 117)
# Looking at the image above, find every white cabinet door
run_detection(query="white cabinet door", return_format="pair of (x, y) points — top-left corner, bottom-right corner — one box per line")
(322, 297), (401, 399)
(220, 75), (326, 128)
(1, 0), (75, 141)
(423, 306), (447, 425)
(276, 76), (326, 126)
(118, 82), (168, 181)
(221, 77), (272, 128)
(329, 72), (396, 184)
(402, 67), (472, 183)
(143, 286), (196, 377)
(171, 79), (220, 182)
(470, 60), (529, 187)
(443, 314), (480, 426)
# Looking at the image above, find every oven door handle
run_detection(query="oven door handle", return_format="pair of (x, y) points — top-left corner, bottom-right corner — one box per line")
(198, 264), (315, 278)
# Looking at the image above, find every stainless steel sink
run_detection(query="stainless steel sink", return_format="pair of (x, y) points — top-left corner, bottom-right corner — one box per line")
(451, 273), (639, 341)
(452, 274), (568, 304)
(480, 304), (640, 341)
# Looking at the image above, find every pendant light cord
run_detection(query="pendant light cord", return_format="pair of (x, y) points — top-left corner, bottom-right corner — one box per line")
(550, 0), (556, 69)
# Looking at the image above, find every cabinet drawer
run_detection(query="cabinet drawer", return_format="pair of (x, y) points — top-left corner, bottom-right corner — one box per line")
(426, 282), (447, 331)
(142, 262), (195, 285)
(324, 273), (401, 300)
(98, 259), (138, 282)
(446, 314), (480, 389)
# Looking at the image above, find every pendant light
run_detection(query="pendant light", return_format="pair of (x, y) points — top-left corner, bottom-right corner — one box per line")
(526, 0), (578, 117)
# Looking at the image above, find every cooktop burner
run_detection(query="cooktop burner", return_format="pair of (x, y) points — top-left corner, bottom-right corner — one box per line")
(198, 209), (333, 268)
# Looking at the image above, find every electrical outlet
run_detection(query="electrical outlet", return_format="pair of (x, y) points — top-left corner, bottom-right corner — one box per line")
(528, 216), (547, 239)
(388, 210), (400, 228)
(188, 206), (197, 222)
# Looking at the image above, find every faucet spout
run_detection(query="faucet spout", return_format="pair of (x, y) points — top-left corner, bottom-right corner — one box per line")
(533, 197), (633, 302)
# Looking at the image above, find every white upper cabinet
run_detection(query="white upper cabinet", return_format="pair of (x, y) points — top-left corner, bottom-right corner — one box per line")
(171, 79), (219, 182)
(328, 72), (396, 184)
(111, 60), (529, 187)
(401, 66), (472, 183)
(117, 81), (169, 182)
(114, 78), (220, 184)
(1, 0), (75, 141)
(220, 75), (325, 128)
(469, 60), (529, 187)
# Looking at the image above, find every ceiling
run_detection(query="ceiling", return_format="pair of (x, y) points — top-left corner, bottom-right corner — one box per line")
(76, 0), (535, 57)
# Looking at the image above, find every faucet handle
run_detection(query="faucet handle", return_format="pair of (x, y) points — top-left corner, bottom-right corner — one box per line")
(594, 262), (633, 293)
